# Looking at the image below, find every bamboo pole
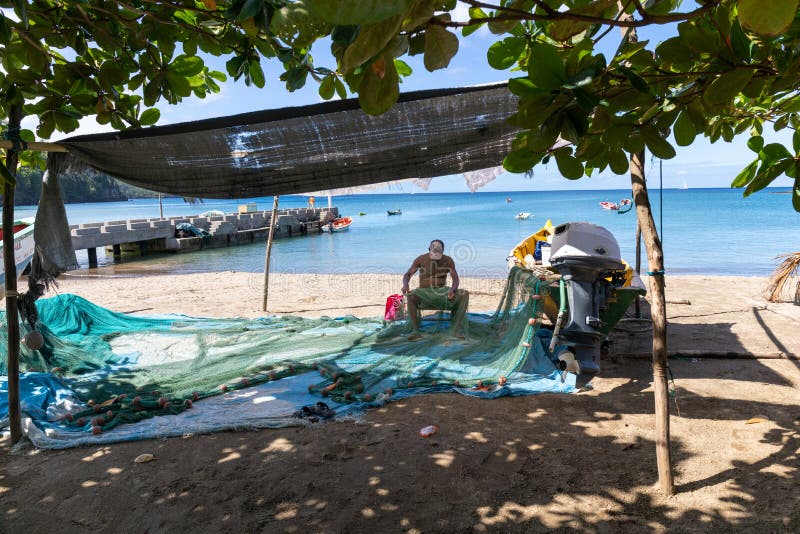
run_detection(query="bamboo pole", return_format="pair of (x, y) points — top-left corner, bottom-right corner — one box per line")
(630, 150), (674, 495)
(3, 104), (24, 443)
(261, 195), (279, 312)
(0, 140), (67, 152)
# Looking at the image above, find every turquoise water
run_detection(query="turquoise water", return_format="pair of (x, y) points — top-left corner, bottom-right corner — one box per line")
(14, 187), (799, 277)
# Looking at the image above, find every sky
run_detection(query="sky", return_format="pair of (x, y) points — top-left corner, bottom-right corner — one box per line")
(32, 2), (795, 193)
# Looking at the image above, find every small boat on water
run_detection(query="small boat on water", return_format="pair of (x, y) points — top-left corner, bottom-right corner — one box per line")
(600, 198), (632, 212)
(322, 216), (353, 232)
(387, 209), (402, 215)
(515, 212), (532, 220)
(0, 217), (36, 285)
(358, 212), (366, 216)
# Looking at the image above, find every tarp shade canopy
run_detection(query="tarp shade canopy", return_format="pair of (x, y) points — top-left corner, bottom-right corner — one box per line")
(60, 82), (518, 199)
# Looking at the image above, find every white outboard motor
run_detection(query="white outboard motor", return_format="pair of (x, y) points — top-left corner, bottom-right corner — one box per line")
(549, 222), (624, 375)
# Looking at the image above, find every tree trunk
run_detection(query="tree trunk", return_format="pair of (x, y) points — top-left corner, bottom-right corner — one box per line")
(635, 222), (642, 318)
(630, 150), (674, 495)
(3, 104), (23, 443)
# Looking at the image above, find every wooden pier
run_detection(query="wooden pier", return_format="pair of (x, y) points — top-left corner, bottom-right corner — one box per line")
(70, 207), (339, 267)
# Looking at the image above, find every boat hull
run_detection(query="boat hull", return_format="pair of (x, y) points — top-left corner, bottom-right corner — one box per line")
(0, 219), (36, 285)
(322, 216), (353, 232)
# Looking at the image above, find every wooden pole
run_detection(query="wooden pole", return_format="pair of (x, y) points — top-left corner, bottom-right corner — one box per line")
(158, 193), (163, 219)
(630, 150), (674, 495)
(261, 195), (279, 312)
(3, 104), (24, 443)
(615, 4), (673, 494)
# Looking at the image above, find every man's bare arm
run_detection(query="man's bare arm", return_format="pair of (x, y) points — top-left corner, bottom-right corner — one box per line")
(448, 266), (459, 298)
(402, 262), (417, 293)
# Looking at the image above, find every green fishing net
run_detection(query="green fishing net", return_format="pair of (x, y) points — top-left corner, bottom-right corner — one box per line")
(1, 268), (564, 434)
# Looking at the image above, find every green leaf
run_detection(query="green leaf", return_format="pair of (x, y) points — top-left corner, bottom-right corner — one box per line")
(555, 149), (583, 179)
(793, 176), (800, 212)
(760, 143), (792, 163)
(704, 68), (753, 107)
(744, 159), (792, 196)
(462, 22), (484, 37)
(608, 148), (629, 175)
(99, 61), (128, 89)
(237, 0), (264, 21)
(170, 55), (205, 77)
(738, 0), (799, 36)
(358, 53), (399, 115)
(342, 15), (403, 73)
(226, 56), (247, 79)
(747, 136), (764, 153)
(527, 116), (562, 151)
(617, 66), (650, 94)
(0, 13), (11, 44)
(487, 36), (525, 70)
(13, 0), (28, 29)
(423, 25), (459, 71)
(487, 17), (518, 35)
(508, 77), (541, 97)
(308, 0), (412, 25)
(503, 147), (542, 173)
(334, 77), (347, 99)
(794, 130), (800, 154)
(731, 159), (758, 188)
(548, 0), (616, 42)
(402, 0), (436, 31)
(19, 129), (34, 143)
(622, 133), (645, 154)
(527, 41), (566, 91)
(729, 20), (752, 61)
(678, 21), (720, 54)
(319, 76), (335, 99)
(641, 127), (676, 159)
(602, 124), (631, 148)
(331, 25), (359, 47)
(166, 70), (191, 96)
(394, 59), (412, 76)
(248, 60), (265, 88)
(139, 108), (161, 126)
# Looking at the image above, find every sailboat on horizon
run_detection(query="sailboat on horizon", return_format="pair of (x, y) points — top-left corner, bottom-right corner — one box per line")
(679, 178), (689, 190)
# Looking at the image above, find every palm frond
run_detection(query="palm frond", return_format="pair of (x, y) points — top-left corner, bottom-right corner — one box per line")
(763, 252), (800, 304)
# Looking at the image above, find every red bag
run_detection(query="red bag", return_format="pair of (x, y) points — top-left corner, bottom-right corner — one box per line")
(384, 294), (406, 321)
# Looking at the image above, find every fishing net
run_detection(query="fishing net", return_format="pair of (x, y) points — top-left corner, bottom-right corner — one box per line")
(1, 268), (573, 441)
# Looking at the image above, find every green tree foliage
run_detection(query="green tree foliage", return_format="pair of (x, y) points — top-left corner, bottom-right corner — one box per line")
(8, 167), (155, 205)
(0, 0), (333, 171)
(2, 1), (800, 211)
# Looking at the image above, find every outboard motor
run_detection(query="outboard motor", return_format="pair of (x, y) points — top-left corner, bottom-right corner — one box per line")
(548, 222), (625, 375)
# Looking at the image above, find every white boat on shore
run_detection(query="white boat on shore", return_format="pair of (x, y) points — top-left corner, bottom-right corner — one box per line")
(0, 217), (36, 285)
(515, 212), (532, 220)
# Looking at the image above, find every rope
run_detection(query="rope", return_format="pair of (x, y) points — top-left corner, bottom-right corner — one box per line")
(667, 364), (681, 417)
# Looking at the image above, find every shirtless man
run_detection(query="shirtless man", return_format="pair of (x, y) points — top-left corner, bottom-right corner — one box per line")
(402, 239), (469, 340)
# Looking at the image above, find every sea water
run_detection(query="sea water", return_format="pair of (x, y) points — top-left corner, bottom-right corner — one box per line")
(12, 187), (799, 277)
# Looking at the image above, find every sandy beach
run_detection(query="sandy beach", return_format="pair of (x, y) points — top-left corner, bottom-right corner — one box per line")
(1, 271), (799, 532)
